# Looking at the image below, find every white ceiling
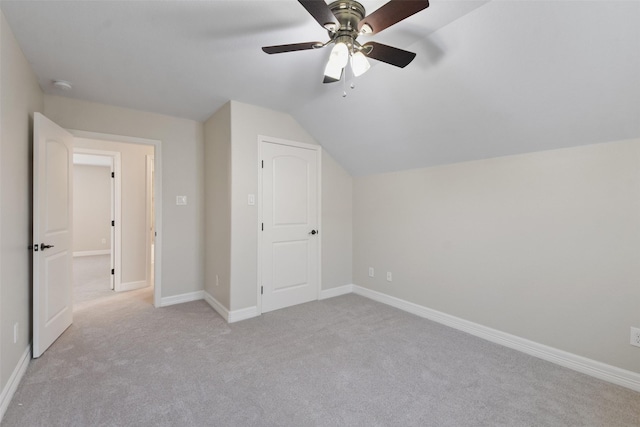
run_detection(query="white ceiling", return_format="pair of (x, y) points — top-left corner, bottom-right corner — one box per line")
(2, 0), (639, 176)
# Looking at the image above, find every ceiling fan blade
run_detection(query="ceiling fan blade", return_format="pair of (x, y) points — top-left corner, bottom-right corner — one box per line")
(362, 42), (416, 68)
(298, 0), (339, 31)
(262, 42), (323, 54)
(358, 0), (429, 35)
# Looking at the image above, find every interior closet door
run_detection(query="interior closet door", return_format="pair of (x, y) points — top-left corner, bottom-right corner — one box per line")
(260, 140), (320, 313)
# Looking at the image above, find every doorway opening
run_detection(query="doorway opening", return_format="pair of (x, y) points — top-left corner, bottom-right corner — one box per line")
(71, 131), (162, 308)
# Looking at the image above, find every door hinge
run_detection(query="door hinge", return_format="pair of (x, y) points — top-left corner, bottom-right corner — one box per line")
(261, 160), (264, 168)
(261, 286), (263, 295)
(111, 268), (115, 275)
(111, 172), (115, 178)
(111, 220), (115, 226)
(261, 223), (264, 231)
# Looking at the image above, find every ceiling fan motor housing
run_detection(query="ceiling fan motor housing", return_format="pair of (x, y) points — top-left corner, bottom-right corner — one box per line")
(327, 0), (366, 47)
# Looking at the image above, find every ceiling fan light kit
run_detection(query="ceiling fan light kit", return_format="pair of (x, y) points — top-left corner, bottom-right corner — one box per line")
(262, 0), (429, 85)
(351, 50), (371, 76)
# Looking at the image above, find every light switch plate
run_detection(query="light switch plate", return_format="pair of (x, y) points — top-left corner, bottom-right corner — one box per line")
(248, 194), (255, 205)
(176, 196), (187, 206)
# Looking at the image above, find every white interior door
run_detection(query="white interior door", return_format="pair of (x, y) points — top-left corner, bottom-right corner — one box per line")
(33, 113), (74, 358)
(261, 140), (320, 313)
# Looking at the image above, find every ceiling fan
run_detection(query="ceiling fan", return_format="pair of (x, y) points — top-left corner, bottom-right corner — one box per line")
(262, 0), (430, 83)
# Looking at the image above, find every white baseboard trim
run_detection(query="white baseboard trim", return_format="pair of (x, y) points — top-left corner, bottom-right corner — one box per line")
(0, 345), (31, 422)
(204, 291), (229, 321)
(228, 306), (259, 323)
(73, 250), (110, 257)
(203, 291), (259, 323)
(159, 290), (204, 307)
(319, 284), (354, 300)
(118, 280), (148, 292)
(351, 285), (640, 393)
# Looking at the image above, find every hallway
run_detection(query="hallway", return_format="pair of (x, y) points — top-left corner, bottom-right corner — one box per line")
(73, 255), (113, 305)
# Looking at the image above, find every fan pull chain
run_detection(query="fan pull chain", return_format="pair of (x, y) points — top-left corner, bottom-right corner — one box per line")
(342, 71), (347, 97)
(342, 62), (356, 98)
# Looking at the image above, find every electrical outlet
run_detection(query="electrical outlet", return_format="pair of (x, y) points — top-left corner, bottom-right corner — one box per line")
(13, 323), (18, 344)
(631, 327), (640, 348)
(368, 267), (374, 277)
(101, 238), (106, 244)
(386, 272), (392, 282)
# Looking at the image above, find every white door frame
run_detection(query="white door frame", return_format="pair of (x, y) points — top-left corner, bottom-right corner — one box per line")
(69, 130), (163, 308)
(73, 148), (122, 291)
(256, 135), (322, 315)
(145, 154), (155, 288)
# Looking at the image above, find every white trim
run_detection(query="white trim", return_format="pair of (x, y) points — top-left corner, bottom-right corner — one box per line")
(73, 250), (111, 257)
(0, 345), (31, 422)
(257, 138), (263, 315)
(228, 306), (259, 323)
(145, 154), (155, 291)
(70, 130), (159, 146)
(351, 285), (640, 393)
(204, 291), (230, 321)
(69, 130), (163, 308)
(159, 290), (204, 307)
(204, 291), (259, 323)
(118, 280), (148, 292)
(257, 136), (322, 315)
(319, 284), (354, 300)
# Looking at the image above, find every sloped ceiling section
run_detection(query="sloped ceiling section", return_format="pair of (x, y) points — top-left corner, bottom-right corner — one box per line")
(2, 1), (639, 176)
(294, 1), (640, 175)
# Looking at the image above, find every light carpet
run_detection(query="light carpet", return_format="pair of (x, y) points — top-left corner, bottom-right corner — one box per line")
(73, 255), (113, 304)
(2, 288), (639, 426)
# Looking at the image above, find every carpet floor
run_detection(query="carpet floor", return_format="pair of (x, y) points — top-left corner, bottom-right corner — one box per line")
(2, 289), (639, 426)
(73, 255), (113, 304)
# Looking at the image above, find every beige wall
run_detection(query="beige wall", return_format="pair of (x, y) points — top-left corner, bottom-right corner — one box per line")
(228, 101), (353, 311)
(73, 139), (153, 285)
(353, 138), (640, 373)
(204, 102), (231, 307)
(0, 10), (44, 394)
(44, 95), (204, 298)
(322, 151), (353, 291)
(73, 165), (111, 253)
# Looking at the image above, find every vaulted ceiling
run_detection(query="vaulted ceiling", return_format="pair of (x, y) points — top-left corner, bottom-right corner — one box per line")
(2, 0), (639, 175)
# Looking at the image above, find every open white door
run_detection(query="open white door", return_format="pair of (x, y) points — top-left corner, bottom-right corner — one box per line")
(260, 140), (320, 313)
(33, 113), (74, 358)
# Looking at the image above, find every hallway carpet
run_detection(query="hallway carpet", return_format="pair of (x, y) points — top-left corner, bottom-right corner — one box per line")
(2, 289), (639, 426)
(72, 254), (113, 304)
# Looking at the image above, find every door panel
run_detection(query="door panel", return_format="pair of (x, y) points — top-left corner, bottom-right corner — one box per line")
(44, 251), (70, 324)
(33, 113), (74, 358)
(273, 156), (309, 225)
(272, 240), (309, 290)
(261, 141), (319, 313)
